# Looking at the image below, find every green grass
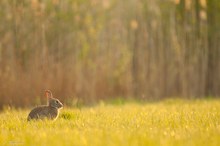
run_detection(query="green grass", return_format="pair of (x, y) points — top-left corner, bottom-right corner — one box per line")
(1, 99), (220, 146)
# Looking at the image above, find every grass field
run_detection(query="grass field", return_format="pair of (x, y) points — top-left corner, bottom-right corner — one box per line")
(1, 99), (220, 146)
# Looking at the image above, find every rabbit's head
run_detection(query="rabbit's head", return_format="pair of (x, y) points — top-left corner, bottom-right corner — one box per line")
(45, 90), (63, 109)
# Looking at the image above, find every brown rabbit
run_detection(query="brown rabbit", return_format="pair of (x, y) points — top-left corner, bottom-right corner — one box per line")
(27, 90), (63, 121)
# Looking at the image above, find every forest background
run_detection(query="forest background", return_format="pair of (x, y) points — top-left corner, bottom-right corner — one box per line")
(0, 0), (219, 108)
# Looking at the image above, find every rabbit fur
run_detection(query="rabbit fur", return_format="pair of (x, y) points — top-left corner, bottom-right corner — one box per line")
(27, 90), (63, 121)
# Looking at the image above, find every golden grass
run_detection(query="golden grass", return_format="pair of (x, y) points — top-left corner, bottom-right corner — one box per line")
(1, 99), (220, 146)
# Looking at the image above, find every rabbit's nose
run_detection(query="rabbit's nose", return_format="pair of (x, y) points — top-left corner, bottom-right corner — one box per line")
(60, 103), (63, 108)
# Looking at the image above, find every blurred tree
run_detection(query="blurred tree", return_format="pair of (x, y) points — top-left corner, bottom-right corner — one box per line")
(206, 0), (220, 96)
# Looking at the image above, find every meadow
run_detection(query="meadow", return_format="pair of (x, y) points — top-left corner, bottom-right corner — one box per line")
(1, 99), (220, 146)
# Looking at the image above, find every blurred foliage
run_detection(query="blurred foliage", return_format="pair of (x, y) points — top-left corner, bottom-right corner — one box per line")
(0, 0), (219, 108)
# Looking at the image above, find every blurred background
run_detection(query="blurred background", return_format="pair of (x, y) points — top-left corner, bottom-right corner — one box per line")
(0, 0), (219, 108)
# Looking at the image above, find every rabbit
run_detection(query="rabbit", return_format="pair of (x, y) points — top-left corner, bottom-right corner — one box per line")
(27, 90), (63, 121)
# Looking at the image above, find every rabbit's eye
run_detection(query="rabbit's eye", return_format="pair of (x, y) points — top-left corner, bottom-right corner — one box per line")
(55, 100), (58, 104)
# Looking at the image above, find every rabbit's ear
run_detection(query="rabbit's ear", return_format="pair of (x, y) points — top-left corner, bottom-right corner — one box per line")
(45, 90), (53, 98)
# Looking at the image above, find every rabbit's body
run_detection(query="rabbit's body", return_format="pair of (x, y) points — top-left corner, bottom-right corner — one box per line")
(27, 105), (59, 121)
(27, 90), (63, 121)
